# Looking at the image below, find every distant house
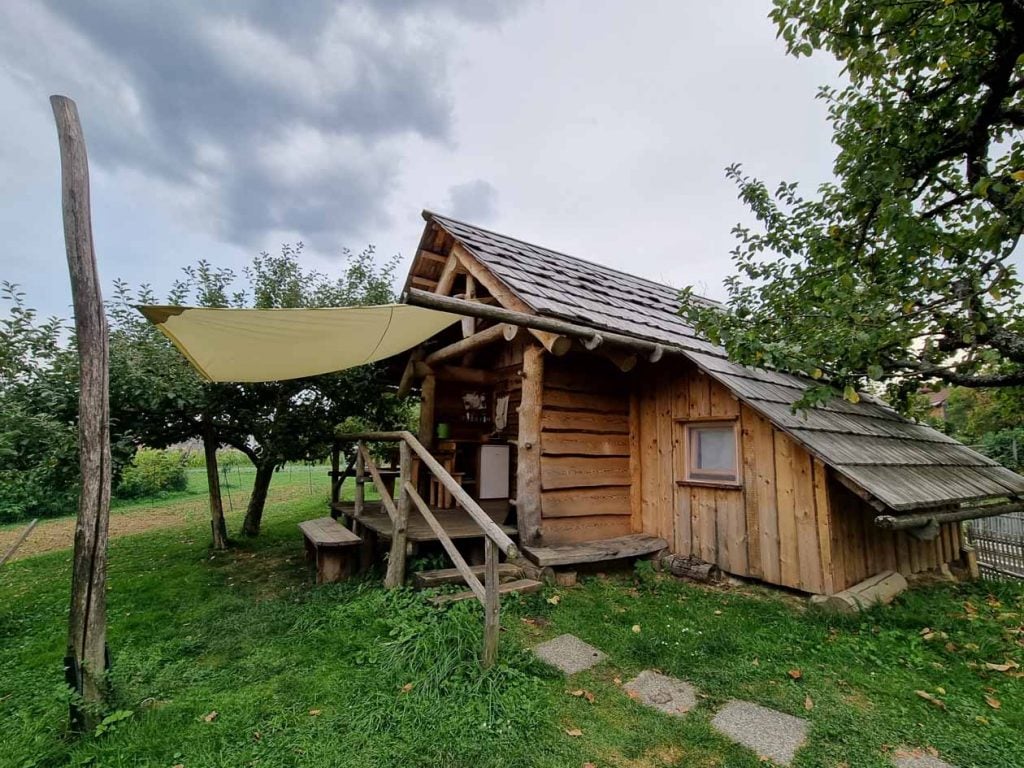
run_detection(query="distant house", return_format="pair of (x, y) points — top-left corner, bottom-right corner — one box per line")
(922, 387), (951, 421)
(392, 212), (1024, 596)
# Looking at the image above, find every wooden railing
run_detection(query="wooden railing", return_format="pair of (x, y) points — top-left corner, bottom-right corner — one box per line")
(334, 430), (519, 666)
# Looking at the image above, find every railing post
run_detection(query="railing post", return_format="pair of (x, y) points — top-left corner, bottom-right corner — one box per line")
(482, 536), (499, 668)
(354, 441), (365, 518)
(330, 439), (341, 506)
(384, 440), (412, 588)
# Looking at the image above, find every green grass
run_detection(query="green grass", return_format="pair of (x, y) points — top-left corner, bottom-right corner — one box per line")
(1, 482), (1022, 767)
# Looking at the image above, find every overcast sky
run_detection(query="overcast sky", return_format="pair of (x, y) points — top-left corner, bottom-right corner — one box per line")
(0, 0), (841, 319)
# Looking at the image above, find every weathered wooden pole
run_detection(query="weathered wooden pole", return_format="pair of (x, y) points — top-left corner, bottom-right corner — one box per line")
(51, 94), (110, 731)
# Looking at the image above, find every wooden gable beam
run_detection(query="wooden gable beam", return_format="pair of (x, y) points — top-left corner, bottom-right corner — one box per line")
(448, 243), (571, 356)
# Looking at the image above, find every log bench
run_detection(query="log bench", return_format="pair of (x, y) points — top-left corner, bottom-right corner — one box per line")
(299, 517), (362, 584)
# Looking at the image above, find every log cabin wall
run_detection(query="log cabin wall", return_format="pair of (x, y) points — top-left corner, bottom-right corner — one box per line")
(536, 353), (634, 545)
(827, 481), (962, 591)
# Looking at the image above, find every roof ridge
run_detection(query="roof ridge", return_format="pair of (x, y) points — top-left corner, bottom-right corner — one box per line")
(423, 209), (721, 308)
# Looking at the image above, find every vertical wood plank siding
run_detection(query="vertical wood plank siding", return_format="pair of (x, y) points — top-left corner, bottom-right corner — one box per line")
(631, 360), (962, 594)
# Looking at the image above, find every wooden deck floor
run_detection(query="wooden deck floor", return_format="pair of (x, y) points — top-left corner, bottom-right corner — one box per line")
(330, 500), (517, 543)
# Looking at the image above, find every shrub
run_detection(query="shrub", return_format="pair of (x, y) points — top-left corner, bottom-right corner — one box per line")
(116, 448), (189, 499)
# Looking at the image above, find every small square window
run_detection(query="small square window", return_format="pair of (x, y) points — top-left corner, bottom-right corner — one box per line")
(685, 421), (739, 484)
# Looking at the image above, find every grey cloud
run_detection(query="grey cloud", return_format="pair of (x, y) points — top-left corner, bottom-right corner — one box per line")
(447, 179), (498, 223)
(2, 0), (521, 247)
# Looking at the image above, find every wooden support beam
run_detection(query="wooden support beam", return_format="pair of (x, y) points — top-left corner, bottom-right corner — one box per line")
(407, 288), (667, 359)
(396, 348), (424, 399)
(435, 252), (462, 296)
(583, 333), (604, 351)
(444, 245), (578, 355)
(384, 441), (412, 588)
(414, 362), (497, 385)
(517, 344), (544, 546)
(424, 323), (515, 366)
(418, 249), (448, 267)
(875, 501), (1024, 531)
(411, 275), (438, 290)
(603, 349), (638, 372)
(482, 537), (500, 668)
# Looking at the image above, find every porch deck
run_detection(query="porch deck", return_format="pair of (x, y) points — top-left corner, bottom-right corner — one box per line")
(330, 499), (517, 543)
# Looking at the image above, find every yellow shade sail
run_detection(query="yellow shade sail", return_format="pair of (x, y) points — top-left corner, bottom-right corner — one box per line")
(138, 304), (461, 382)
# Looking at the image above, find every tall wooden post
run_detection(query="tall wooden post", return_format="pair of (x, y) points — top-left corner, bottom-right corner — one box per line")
(330, 439), (341, 506)
(482, 536), (500, 667)
(52, 94), (110, 730)
(516, 344), (544, 546)
(384, 441), (412, 588)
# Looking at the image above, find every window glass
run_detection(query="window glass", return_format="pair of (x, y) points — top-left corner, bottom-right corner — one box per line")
(687, 423), (737, 482)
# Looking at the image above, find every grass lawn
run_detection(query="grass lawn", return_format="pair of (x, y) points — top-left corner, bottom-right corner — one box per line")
(1, 478), (1023, 767)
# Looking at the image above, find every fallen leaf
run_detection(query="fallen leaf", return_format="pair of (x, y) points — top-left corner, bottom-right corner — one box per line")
(964, 602), (978, 615)
(547, 595), (561, 605)
(936, 686), (946, 695)
(804, 695), (814, 711)
(583, 763), (597, 768)
(626, 689), (640, 700)
(944, 642), (958, 653)
(565, 727), (583, 737)
(788, 668), (803, 681)
(203, 711), (218, 723)
(612, 676), (622, 686)
(914, 690), (946, 710)
(976, 716), (990, 725)
(569, 689), (585, 697)
(308, 709), (322, 716)
(584, 691), (596, 704)
(985, 695), (1001, 710)
(752, 657), (760, 667)
(631, 624), (641, 634)
(713, 610), (722, 616)
(984, 660), (1020, 672)
(400, 683), (414, 693)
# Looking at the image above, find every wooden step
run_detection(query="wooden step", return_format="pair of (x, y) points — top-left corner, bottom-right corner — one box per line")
(430, 578), (543, 605)
(413, 562), (523, 589)
(522, 533), (668, 567)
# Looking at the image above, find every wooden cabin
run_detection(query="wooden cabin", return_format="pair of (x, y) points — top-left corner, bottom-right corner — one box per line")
(389, 211), (1024, 596)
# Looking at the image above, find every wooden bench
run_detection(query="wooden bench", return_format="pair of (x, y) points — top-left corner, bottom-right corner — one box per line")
(299, 517), (362, 584)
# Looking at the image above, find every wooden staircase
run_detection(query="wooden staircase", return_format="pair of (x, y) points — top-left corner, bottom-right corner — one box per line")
(413, 561), (543, 604)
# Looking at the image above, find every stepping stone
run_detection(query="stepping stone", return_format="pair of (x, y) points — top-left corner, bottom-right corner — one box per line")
(533, 633), (607, 675)
(711, 700), (809, 767)
(892, 747), (958, 768)
(623, 670), (697, 716)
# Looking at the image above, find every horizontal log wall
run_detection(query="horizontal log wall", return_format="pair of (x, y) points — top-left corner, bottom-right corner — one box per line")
(538, 355), (632, 545)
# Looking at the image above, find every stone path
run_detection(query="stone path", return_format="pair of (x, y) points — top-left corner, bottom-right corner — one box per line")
(711, 700), (809, 766)
(623, 670), (696, 716)
(531, 633), (957, 768)
(532, 633), (607, 675)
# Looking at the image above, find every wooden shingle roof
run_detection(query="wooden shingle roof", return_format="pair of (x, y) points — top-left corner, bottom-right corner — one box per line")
(422, 212), (1024, 513)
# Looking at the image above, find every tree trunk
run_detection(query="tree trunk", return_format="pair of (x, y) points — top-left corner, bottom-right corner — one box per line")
(202, 422), (229, 550)
(241, 461), (275, 537)
(52, 94), (110, 732)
